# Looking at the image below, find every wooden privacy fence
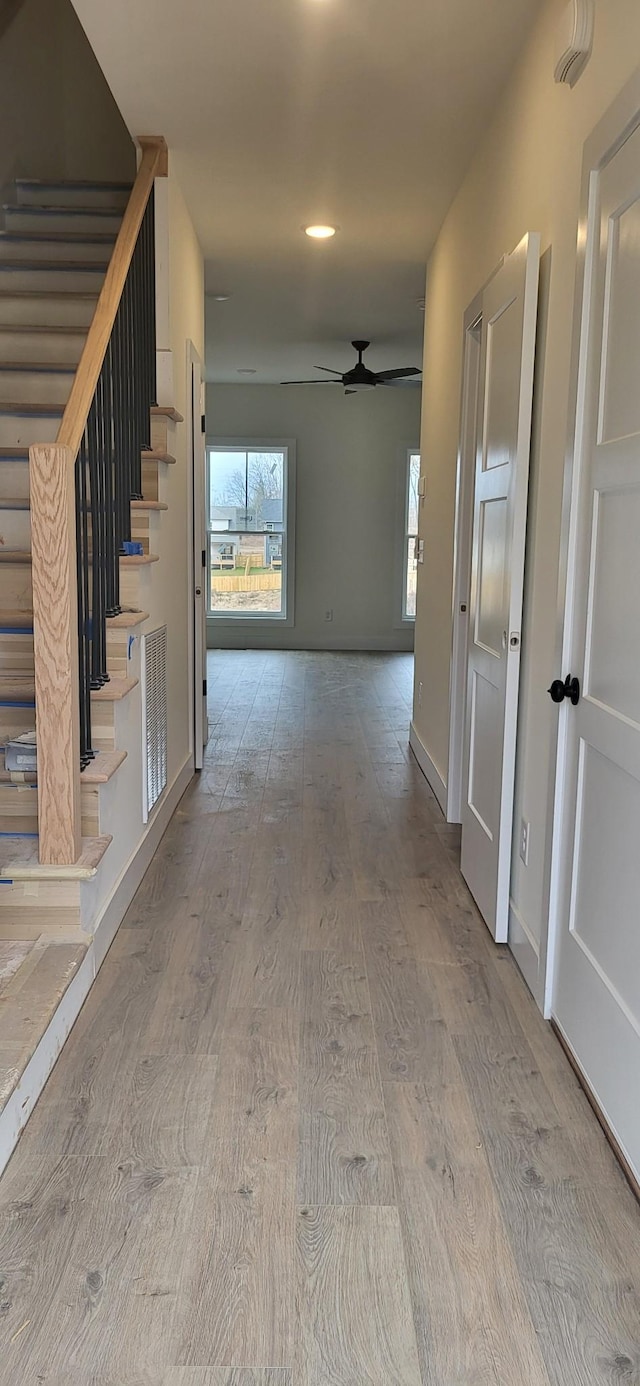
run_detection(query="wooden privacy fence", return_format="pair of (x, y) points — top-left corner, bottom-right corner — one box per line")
(212, 573), (281, 593)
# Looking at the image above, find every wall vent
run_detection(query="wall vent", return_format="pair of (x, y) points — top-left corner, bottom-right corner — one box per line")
(141, 625), (167, 822)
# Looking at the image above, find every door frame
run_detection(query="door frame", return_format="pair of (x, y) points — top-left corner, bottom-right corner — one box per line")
(447, 291), (483, 822)
(545, 70), (640, 1019)
(447, 258), (507, 824)
(185, 338), (207, 770)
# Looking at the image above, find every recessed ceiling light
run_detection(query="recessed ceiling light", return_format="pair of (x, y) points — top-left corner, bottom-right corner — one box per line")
(210, 292), (231, 301)
(303, 224), (337, 239)
(237, 368), (257, 375)
(416, 297), (426, 311)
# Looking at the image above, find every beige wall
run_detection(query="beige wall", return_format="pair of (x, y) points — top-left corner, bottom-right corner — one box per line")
(414, 0), (640, 964)
(0, 0), (134, 192)
(206, 383), (421, 651)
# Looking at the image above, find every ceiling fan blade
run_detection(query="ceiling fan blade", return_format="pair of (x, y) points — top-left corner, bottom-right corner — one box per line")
(379, 377), (422, 389)
(280, 378), (340, 385)
(375, 366), (421, 382)
(314, 366), (344, 375)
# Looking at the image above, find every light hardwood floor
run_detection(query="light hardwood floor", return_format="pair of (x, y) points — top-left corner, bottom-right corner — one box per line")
(0, 650), (639, 1384)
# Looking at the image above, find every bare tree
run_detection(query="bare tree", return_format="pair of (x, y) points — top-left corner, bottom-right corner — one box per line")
(214, 453), (283, 518)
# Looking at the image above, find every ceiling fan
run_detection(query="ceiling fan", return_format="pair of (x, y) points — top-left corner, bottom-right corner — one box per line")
(281, 340), (421, 394)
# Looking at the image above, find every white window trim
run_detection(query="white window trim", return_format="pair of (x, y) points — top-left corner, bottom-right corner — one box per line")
(205, 436), (296, 628)
(394, 443), (420, 627)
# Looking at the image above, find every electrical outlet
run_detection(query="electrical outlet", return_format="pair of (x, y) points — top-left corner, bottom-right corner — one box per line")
(418, 680), (423, 706)
(325, 609), (333, 622)
(519, 818), (530, 867)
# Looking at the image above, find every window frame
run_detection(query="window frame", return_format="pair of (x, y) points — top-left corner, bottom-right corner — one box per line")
(400, 445), (421, 623)
(205, 436), (296, 627)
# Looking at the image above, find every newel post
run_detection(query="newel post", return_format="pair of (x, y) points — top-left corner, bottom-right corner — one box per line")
(29, 443), (82, 864)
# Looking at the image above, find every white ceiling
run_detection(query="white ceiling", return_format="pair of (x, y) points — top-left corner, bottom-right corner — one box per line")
(72, 0), (540, 383)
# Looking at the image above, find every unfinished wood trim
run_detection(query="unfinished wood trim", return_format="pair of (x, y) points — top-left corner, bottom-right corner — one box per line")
(29, 443), (81, 864)
(90, 675), (139, 703)
(551, 1020), (640, 1204)
(151, 405), (184, 423)
(0, 834), (112, 880)
(106, 609), (149, 628)
(57, 138), (168, 461)
(80, 749), (127, 784)
(137, 135), (169, 178)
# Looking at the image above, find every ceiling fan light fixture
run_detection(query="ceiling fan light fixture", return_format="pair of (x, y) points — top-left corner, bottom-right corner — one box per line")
(303, 224), (337, 239)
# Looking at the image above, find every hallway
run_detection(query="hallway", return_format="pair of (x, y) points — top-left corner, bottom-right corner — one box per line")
(0, 649), (639, 1383)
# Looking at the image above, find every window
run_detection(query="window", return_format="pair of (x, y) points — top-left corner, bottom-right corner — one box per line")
(207, 442), (294, 621)
(403, 450), (420, 619)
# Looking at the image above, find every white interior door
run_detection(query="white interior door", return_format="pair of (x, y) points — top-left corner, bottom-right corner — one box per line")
(191, 356), (208, 768)
(461, 233), (540, 941)
(551, 119), (640, 1182)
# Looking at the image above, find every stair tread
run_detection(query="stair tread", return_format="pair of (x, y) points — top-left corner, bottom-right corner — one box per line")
(0, 362), (75, 373)
(143, 450), (176, 464)
(0, 401), (64, 414)
(0, 323), (88, 335)
(91, 676), (138, 702)
(151, 406), (183, 423)
(4, 202), (124, 216)
(0, 260), (109, 271)
(0, 551), (32, 564)
(16, 178), (132, 190)
(0, 290), (98, 301)
(131, 500), (168, 511)
(0, 232), (117, 245)
(0, 497), (30, 509)
(0, 939), (88, 1109)
(106, 609), (149, 628)
(0, 674), (35, 699)
(120, 553), (159, 566)
(0, 610), (33, 629)
(80, 749), (127, 784)
(0, 833), (112, 879)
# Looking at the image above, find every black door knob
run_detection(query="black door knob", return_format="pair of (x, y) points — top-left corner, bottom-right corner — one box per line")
(548, 675), (580, 706)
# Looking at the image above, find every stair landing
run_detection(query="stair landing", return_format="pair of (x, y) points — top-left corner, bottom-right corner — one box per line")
(0, 934), (87, 1126)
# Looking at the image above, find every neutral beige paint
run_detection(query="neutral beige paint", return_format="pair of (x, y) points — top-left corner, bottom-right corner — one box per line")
(206, 383), (420, 651)
(0, 0), (134, 192)
(70, 0), (540, 381)
(414, 0), (640, 965)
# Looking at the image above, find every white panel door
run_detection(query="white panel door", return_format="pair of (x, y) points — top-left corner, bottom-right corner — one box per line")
(551, 120), (640, 1181)
(461, 233), (540, 941)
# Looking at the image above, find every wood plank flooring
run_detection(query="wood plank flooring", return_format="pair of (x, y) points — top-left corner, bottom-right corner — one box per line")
(0, 650), (639, 1384)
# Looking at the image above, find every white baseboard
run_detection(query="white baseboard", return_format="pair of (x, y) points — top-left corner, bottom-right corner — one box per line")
(0, 755), (193, 1177)
(508, 898), (541, 1006)
(409, 721), (447, 818)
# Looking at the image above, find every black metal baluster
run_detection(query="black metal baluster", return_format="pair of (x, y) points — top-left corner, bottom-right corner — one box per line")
(71, 182), (158, 768)
(147, 188), (157, 408)
(102, 339), (119, 617)
(75, 436), (93, 766)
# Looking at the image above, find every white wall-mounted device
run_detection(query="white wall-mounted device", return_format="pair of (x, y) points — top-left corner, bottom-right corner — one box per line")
(554, 0), (594, 87)
(417, 475), (426, 498)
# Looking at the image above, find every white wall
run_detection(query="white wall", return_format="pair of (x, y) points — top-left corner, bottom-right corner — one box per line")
(206, 383), (421, 651)
(413, 0), (640, 984)
(0, 0), (134, 193)
(84, 167), (204, 933)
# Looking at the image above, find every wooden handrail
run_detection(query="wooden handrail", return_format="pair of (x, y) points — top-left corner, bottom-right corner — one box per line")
(57, 135), (168, 461)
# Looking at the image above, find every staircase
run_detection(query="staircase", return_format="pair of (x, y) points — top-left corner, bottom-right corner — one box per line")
(0, 171), (177, 939)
